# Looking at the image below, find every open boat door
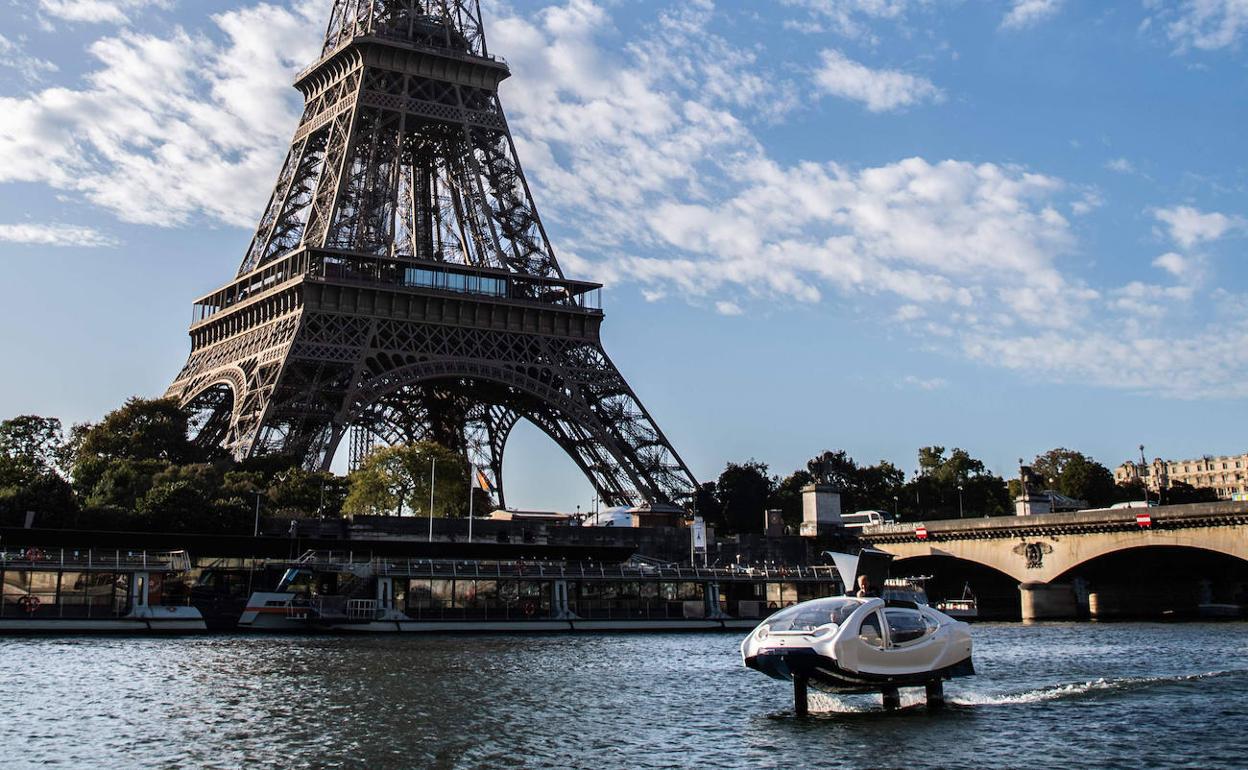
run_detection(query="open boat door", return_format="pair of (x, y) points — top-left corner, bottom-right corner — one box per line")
(827, 548), (894, 595)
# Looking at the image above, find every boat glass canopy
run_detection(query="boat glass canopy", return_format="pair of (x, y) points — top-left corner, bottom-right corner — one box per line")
(765, 597), (864, 633)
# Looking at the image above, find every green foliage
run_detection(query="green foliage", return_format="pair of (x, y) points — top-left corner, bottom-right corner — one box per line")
(907, 446), (1010, 520)
(1161, 481), (1220, 505)
(71, 397), (200, 499)
(1027, 448), (1119, 507)
(82, 458), (169, 512)
(693, 481), (723, 528)
(75, 397), (196, 464)
(344, 441), (468, 517)
(0, 415), (67, 474)
(771, 469), (813, 527)
(268, 468), (349, 517)
(715, 460), (774, 534)
(805, 449), (905, 514)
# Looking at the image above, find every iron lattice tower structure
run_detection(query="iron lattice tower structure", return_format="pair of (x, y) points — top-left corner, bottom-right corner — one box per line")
(167, 0), (697, 509)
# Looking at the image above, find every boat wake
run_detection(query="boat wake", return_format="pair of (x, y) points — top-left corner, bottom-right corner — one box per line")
(952, 669), (1248, 707)
(801, 670), (1248, 714)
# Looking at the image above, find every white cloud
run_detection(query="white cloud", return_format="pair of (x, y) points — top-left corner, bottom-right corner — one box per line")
(38, 0), (170, 25)
(963, 323), (1248, 399)
(900, 375), (947, 390)
(0, 34), (58, 83)
(1001, 0), (1062, 30)
(1070, 190), (1103, 216)
(813, 50), (943, 112)
(1152, 251), (1192, 278)
(2, 0), (1245, 400)
(714, 300), (744, 316)
(1108, 280), (1195, 317)
(894, 304), (925, 321)
(781, 0), (925, 42)
(0, 1), (323, 227)
(1104, 157), (1135, 174)
(1152, 205), (1238, 248)
(0, 223), (116, 247)
(1161, 0), (1248, 51)
(488, 2), (1248, 398)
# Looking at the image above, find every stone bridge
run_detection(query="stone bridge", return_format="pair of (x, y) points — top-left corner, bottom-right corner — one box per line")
(862, 502), (1248, 620)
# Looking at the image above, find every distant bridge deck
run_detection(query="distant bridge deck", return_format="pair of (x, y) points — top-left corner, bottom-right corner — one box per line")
(863, 501), (1248, 544)
(860, 502), (1248, 619)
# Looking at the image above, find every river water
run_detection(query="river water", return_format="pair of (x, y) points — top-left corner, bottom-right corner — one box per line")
(2, 623), (1246, 769)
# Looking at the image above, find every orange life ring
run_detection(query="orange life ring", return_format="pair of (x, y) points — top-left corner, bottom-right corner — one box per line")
(23, 548), (43, 562)
(521, 600), (537, 617)
(17, 595), (40, 614)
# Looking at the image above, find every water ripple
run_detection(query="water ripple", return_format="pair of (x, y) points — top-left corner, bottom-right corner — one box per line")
(1, 623), (1247, 769)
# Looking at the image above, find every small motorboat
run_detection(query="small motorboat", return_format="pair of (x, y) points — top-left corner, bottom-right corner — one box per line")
(935, 582), (979, 620)
(742, 550), (973, 714)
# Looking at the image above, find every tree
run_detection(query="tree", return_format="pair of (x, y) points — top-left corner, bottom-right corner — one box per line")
(1030, 448), (1118, 507)
(715, 460), (774, 533)
(268, 468), (349, 517)
(806, 450), (860, 491)
(0, 415), (67, 474)
(71, 397), (199, 500)
(74, 398), (196, 464)
(803, 450), (906, 514)
(1162, 481), (1220, 505)
(0, 472), (76, 528)
(770, 469), (813, 528)
(343, 441), (468, 517)
(693, 481), (724, 529)
(905, 446), (1009, 520)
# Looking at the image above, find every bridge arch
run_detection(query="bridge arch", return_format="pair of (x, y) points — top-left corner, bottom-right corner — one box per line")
(892, 553), (1023, 620)
(1051, 534), (1248, 581)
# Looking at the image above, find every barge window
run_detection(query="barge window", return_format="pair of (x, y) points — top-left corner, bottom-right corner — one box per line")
(765, 582), (798, 607)
(498, 580), (519, 606)
(407, 579), (433, 609)
(430, 579), (453, 608)
(454, 579), (477, 608)
(678, 582), (703, 601)
(113, 574), (130, 614)
(31, 571), (58, 611)
(475, 580), (497, 608)
(2, 570), (31, 614)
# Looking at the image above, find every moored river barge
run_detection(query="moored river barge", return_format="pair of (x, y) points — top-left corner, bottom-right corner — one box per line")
(200, 551), (845, 633)
(0, 547), (206, 632)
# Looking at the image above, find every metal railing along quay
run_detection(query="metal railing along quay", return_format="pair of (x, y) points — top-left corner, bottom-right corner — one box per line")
(0, 548), (192, 572)
(276, 550), (839, 582)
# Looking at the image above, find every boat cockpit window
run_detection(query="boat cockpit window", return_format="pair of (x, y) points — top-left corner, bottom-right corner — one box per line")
(858, 611), (885, 647)
(766, 597), (863, 632)
(276, 569), (314, 593)
(884, 608), (935, 646)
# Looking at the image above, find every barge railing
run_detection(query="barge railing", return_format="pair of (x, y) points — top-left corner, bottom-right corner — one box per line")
(279, 551), (840, 582)
(0, 548), (192, 572)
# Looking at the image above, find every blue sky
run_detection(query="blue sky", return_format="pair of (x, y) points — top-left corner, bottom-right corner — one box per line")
(0, 0), (1245, 511)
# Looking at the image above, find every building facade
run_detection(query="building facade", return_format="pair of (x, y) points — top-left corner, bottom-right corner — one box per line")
(1115, 453), (1248, 500)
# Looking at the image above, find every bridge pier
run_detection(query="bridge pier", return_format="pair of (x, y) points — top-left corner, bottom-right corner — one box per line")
(1019, 582), (1078, 621)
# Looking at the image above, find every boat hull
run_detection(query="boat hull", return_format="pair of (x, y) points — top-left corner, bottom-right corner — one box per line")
(745, 647), (974, 693)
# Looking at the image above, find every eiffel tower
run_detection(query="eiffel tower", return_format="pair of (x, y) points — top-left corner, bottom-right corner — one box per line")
(167, 0), (697, 510)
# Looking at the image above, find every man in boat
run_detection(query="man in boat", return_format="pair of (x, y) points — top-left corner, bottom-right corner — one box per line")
(855, 574), (880, 598)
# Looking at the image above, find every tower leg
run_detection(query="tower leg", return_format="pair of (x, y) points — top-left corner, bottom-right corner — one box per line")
(793, 675), (809, 717)
(881, 687), (900, 711)
(925, 680), (945, 709)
